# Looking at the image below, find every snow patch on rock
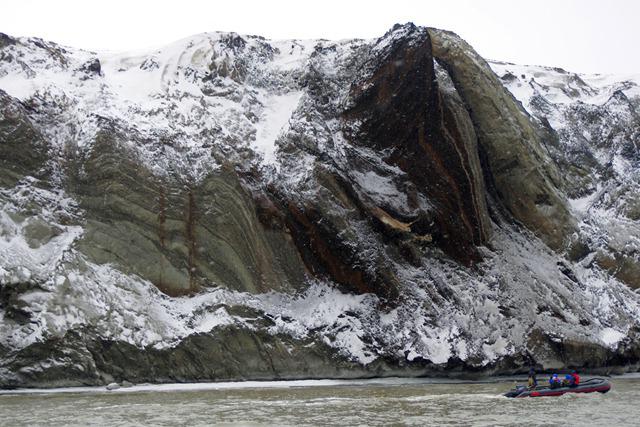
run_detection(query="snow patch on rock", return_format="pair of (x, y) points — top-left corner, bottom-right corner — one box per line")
(599, 328), (626, 348)
(253, 91), (302, 165)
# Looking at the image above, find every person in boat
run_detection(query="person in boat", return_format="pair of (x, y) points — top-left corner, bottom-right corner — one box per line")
(527, 368), (537, 389)
(549, 373), (562, 388)
(570, 370), (580, 386)
(563, 374), (574, 386)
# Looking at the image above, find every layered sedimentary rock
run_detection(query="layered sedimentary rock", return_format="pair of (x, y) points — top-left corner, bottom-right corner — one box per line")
(429, 29), (576, 251)
(342, 27), (491, 265)
(68, 123), (307, 296)
(0, 24), (639, 388)
(0, 90), (48, 187)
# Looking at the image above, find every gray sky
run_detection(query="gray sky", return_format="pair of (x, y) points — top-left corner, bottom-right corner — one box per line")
(1, 0), (638, 74)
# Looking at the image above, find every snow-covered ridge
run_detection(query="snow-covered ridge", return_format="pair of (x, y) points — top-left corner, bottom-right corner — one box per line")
(2, 32), (638, 180)
(0, 32), (344, 181)
(489, 60), (640, 110)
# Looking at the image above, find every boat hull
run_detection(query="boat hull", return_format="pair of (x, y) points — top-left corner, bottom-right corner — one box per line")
(504, 378), (611, 398)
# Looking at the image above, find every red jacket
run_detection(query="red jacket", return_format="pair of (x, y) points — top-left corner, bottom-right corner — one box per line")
(571, 373), (580, 385)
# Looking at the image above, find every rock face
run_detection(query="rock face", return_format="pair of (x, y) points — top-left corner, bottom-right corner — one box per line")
(429, 29), (576, 251)
(0, 25), (639, 388)
(0, 90), (48, 187)
(68, 124), (306, 296)
(343, 28), (491, 265)
(489, 60), (640, 290)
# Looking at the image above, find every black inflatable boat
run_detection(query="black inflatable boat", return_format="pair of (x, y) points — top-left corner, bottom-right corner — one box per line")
(504, 378), (611, 398)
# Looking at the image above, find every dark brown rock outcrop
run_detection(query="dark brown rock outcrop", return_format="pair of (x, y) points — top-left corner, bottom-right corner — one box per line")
(343, 26), (492, 265)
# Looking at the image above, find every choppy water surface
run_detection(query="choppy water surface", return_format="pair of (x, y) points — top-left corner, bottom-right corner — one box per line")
(1, 377), (639, 426)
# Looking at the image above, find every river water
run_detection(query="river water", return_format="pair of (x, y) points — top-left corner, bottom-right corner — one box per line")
(1, 376), (639, 426)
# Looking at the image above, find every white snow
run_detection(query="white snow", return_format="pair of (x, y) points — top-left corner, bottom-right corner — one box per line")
(568, 186), (601, 216)
(351, 170), (409, 211)
(490, 61), (640, 110)
(599, 328), (625, 348)
(252, 91), (302, 165)
(270, 39), (318, 71)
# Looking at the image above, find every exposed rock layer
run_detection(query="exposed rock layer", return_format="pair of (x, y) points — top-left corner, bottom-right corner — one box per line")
(429, 29), (576, 250)
(343, 28), (491, 265)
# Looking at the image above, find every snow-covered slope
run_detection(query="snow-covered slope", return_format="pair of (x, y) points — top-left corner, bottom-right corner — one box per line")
(0, 32), (329, 181)
(0, 26), (639, 387)
(490, 60), (640, 289)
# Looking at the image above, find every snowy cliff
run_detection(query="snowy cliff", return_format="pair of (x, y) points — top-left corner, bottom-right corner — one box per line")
(0, 24), (639, 387)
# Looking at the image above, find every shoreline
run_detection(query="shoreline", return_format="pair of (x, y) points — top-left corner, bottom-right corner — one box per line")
(2, 373), (639, 396)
